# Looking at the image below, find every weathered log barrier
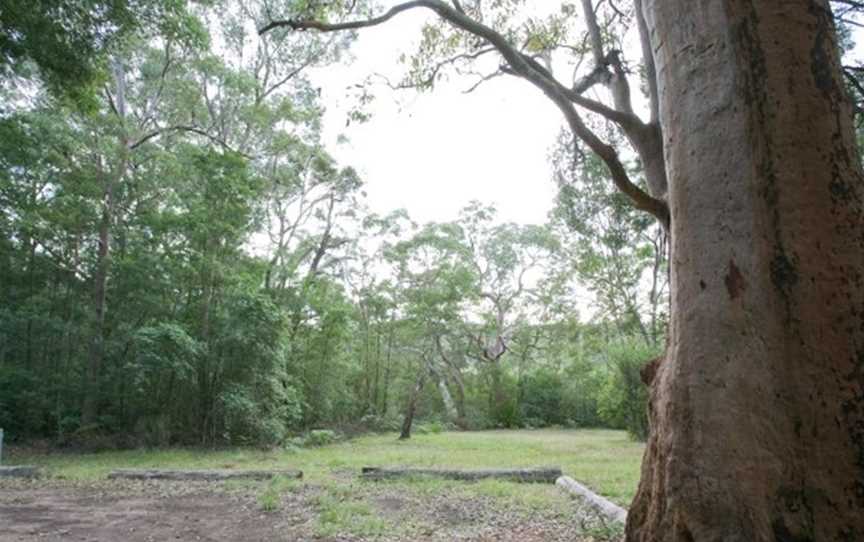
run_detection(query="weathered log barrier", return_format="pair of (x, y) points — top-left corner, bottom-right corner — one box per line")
(0, 466), (41, 478)
(555, 475), (627, 524)
(360, 466), (562, 483)
(107, 469), (302, 481)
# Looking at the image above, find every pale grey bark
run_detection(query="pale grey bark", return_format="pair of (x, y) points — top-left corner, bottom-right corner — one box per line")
(432, 366), (459, 423)
(556, 475), (627, 525)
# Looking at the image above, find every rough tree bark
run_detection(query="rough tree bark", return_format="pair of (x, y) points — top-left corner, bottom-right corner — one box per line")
(628, 1), (864, 540)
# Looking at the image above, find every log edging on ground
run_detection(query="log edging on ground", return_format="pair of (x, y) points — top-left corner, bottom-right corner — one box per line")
(106, 469), (302, 481)
(360, 466), (562, 483)
(555, 475), (627, 524)
(0, 466), (41, 478)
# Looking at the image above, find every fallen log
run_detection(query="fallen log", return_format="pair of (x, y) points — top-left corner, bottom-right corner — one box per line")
(555, 475), (627, 524)
(107, 468), (302, 482)
(360, 466), (561, 483)
(0, 466), (41, 478)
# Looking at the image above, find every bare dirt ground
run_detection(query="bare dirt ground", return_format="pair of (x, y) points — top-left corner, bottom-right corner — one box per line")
(0, 478), (607, 542)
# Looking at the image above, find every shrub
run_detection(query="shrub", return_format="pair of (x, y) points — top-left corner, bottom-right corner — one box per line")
(518, 368), (565, 426)
(304, 429), (340, 447)
(356, 413), (402, 433)
(414, 419), (448, 434)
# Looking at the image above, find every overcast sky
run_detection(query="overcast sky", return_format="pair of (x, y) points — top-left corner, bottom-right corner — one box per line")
(307, 7), (864, 229)
(308, 9), (563, 226)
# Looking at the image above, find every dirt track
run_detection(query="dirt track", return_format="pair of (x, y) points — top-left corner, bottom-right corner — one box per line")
(0, 479), (606, 541)
(0, 484), (297, 541)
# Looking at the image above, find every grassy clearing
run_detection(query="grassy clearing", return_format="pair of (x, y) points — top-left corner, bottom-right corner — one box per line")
(8, 430), (641, 540)
(14, 429), (643, 505)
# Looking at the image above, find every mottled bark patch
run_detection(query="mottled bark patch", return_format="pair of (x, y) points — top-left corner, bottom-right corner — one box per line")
(772, 518), (814, 542)
(678, 525), (694, 542)
(724, 259), (747, 300)
(830, 175), (854, 202)
(770, 252), (799, 293)
(773, 486), (816, 541)
(841, 358), (864, 509)
(809, 2), (839, 97)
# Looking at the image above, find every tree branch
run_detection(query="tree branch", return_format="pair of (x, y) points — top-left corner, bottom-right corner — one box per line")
(129, 125), (254, 158)
(634, 0), (659, 123)
(259, 2), (430, 34)
(580, 0), (633, 114)
(260, 0), (668, 225)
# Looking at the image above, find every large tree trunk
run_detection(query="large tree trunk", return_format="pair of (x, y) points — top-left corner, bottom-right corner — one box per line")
(629, 1), (864, 540)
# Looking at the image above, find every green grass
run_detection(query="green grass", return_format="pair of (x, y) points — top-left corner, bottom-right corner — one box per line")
(254, 474), (303, 512)
(16, 429), (644, 505)
(257, 485), (280, 512)
(315, 490), (391, 537)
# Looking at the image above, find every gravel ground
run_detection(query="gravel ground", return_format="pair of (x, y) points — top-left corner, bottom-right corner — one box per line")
(0, 477), (621, 542)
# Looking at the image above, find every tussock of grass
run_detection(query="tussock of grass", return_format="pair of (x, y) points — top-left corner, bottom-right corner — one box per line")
(315, 493), (390, 537)
(257, 486), (280, 512)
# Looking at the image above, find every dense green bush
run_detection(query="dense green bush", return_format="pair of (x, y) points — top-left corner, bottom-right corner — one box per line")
(518, 368), (565, 426)
(303, 429), (341, 447)
(487, 367), (520, 428)
(560, 360), (605, 428)
(414, 419), (450, 434)
(0, 367), (50, 438)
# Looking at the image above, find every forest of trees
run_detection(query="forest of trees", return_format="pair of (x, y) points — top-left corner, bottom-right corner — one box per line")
(0, 1), (666, 448)
(4, 0), (864, 539)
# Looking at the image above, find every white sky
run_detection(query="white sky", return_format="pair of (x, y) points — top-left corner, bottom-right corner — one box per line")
(308, 10), (563, 226)
(307, 7), (864, 230)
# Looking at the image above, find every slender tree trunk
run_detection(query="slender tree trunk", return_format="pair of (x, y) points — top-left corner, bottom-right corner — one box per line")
(24, 238), (35, 368)
(629, 2), (864, 540)
(81, 186), (113, 426)
(489, 362), (507, 425)
(432, 364), (459, 424)
(373, 329), (381, 412)
(399, 369), (427, 440)
(82, 59), (130, 427)
(381, 325), (394, 414)
(450, 368), (467, 428)
(197, 235), (216, 443)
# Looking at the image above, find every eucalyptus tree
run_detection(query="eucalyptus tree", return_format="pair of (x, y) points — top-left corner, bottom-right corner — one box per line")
(552, 131), (667, 345)
(0, 0), (199, 107)
(0, 0), (359, 444)
(0, 105), (99, 437)
(260, 1), (864, 538)
(456, 203), (562, 423)
(385, 221), (477, 434)
(104, 1), (357, 434)
(339, 210), (416, 417)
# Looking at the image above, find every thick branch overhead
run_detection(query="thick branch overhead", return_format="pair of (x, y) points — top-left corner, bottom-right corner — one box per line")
(259, 0), (669, 225)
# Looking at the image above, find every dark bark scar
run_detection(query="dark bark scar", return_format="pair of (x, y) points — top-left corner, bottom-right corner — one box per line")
(725, 259), (747, 300)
